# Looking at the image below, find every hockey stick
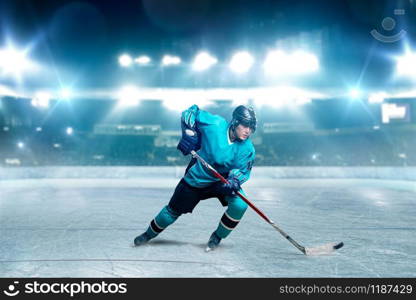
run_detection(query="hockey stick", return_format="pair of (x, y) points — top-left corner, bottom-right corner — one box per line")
(190, 150), (344, 255)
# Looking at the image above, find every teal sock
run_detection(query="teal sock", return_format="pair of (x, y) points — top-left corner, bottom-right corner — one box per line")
(145, 205), (180, 238)
(214, 194), (248, 239)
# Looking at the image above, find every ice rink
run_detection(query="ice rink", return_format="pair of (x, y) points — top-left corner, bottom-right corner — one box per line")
(1, 169), (415, 277)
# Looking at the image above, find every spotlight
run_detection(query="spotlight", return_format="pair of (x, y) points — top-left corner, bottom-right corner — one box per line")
(192, 52), (217, 71)
(229, 51), (254, 73)
(398, 153), (407, 159)
(349, 89), (362, 99)
(119, 54), (133, 67)
(66, 127), (73, 135)
(263, 50), (286, 76)
(60, 88), (72, 100)
(291, 50), (319, 74)
(0, 46), (36, 79)
(135, 55), (151, 65)
(311, 153), (320, 160)
(162, 55), (181, 66)
(17, 142), (24, 149)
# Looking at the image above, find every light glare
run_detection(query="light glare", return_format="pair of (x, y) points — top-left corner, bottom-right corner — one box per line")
(0, 46), (36, 79)
(32, 91), (51, 108)
(229, 51), (254, 73)
(349, 89), (361, 99)
(60, 88), (72, 99)
(119, 54), (133, 67)
(192, 52), (217, 71)
(135, 56), (151, 65)
(263, 50), (319, 76)
(162, 55), (181, 66)
(117, 86), (140, 106)
(396, 52), (416, 77)
(368, 92), (387, 104)
(66, 127), (73, 135)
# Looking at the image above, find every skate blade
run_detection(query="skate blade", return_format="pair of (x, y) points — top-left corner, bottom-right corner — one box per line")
(205, 247), (213, 252)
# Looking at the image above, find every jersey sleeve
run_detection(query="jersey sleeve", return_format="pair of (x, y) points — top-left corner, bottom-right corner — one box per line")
(229, 147), (256, 185)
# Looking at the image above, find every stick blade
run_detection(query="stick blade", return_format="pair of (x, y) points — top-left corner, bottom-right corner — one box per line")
(305, 242), (344, 256)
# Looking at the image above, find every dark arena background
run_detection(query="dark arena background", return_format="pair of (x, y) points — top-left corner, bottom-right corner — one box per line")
(0, 0), (416, 281)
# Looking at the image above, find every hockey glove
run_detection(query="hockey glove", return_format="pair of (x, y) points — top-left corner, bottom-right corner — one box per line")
(218, 174), (241, 196)
(181, 104), (199, 129)
(177, 121), (201, 156)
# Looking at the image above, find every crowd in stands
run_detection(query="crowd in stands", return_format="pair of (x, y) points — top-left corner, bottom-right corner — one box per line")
(0, 127), (414, 167)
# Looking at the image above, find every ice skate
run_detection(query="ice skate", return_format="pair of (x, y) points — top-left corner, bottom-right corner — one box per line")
(134, 232), (152, 246)
(205, 232), (222, 252)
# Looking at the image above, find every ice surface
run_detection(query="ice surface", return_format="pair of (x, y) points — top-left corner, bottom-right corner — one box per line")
(1, 176), (415, 277)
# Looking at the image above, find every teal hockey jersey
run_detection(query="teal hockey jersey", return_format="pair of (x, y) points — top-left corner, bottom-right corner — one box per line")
(182, 105), (255, 188)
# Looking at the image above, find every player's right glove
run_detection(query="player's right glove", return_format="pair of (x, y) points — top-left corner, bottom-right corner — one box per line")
(177, 121), (201, 156)
(218, 173), (241, 196)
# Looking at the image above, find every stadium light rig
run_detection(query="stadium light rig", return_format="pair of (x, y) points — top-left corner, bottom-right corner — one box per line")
(263, 50), (285, 76)
(263, 50), (319, 77)
(229, 51), (254, 74)
(192, 52), (218, 71)
(118, 54), (133, 67)
(311, 153), (320, 161)
(0, 45), (37, 80)
(162, 55), (181, 66)
(349, 89), (362, 99)
(135, 55), (151, 65)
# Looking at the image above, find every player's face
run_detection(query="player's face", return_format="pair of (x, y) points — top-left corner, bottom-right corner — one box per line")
(235, 124), (252, 140)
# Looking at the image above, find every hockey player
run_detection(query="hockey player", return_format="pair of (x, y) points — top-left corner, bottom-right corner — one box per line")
(134, 104), (256, 251)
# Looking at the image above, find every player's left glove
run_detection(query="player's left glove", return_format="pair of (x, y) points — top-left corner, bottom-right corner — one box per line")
(177, 121), (201, 156)
(219, 173), (241, 196)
